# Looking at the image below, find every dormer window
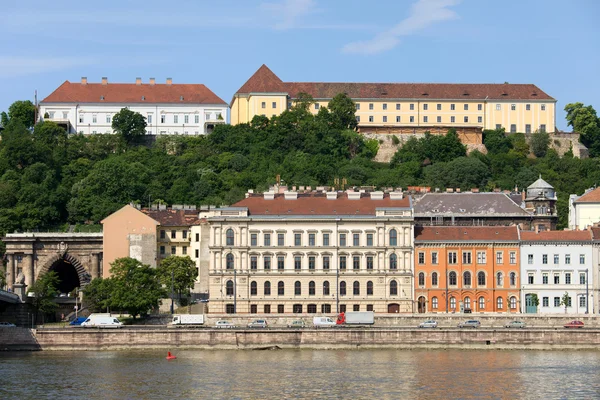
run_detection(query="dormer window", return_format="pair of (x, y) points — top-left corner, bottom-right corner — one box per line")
(141, 96), (145, 101)
(100, 95), (104, 101)
(180, 96), (184, 101)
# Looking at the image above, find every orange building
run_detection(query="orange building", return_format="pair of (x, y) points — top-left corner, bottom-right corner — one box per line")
(414, 226), (520, 314)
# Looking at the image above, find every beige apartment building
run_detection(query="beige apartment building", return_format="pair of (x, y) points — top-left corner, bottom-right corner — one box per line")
(231, 65), (556, 144)
(207, 189), (415, 315)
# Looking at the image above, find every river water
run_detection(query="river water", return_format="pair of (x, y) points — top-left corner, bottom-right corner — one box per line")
(1, 349), (599, 399)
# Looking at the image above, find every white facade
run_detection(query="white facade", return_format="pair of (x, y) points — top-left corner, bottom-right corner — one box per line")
(569, 188), (600, 230)
(520, 240), (594, 314)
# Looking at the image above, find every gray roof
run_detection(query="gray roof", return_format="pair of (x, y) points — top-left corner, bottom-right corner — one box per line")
(413, 193), (532, 217)
(527, 176), (554, 189)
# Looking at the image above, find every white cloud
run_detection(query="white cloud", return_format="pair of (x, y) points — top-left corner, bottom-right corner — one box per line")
(0, 56), (98, 78)
(261, 0), (317, 30)
(342, 0), (461, 55)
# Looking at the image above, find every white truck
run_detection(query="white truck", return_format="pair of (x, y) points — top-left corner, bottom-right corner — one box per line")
(81, 314), (123, 328)
(337, 311), (375, 326)
(171, 314), (205, 326)
(313, 316), (336, 328)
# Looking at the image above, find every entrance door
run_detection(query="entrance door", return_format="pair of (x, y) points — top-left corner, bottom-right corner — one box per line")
(525, 294), (537, 313)
(418, 297), (426, 313)
(387, 303), (400, 313)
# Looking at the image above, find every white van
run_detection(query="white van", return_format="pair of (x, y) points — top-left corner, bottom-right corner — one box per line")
(81, 314), (123, 328)
(313, 316), (336, 328)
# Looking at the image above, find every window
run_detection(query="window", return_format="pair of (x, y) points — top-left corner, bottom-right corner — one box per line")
(540, 124), (546, 133)
(278, 304), (285, 313)
(339, 234), (346, 247)
(423, 116), (428, 123)
(160, 114), (166, 124)
(106, 115), (111, 123)
(390, 280), (398, 295)
(525, 124), (531, 134)
(160, 230), (166, 239)
(339, 256), (347, 270)
(497, 297), (504, 310)
(278, 233), (285, 246)
(323, 233), (329, 246)
(389, 229), (397, 246)
(410, 116), (415, 123)
(366, 233), (373, 246)
(396, 116), (401, 123)
(463, 104), (468, 111)
(263, 233), (271, 246)
(450, 104), (455, 111)
(510, 104), (516, 111)
(294, 256), (302, 270)
(264, 256), (271, 270)
(366, 256), (373, 270)
(496, 252), (503, 264)
(309, 281), (316, 295)
(418, 272), (425, 286)
(294, 281), (301, 295)
(194, 115), (199, 124)
(477, 251), (486, 264)
(171, 246), (176, 255)
(367, 281), (373, 295)
(567, 297), (572, 307)
(308, 233), (315, 246)
(261, 102), (266, 109)
(160, 246), (165, 255)
(183, 114), (189, 124)
(418, 252), (425, 264)
(437, 104), (442, 110)
(79, 114), (84, 123)
(264, 281), (271, 295)
(315, 103), (320, 110)
(309, 256), (316, 270)
(510, 124), (516, 133)
(528, 254), (533, 264)
(429, 297), (437, 309)
(464, 116), (469, 123)
(554, 274), (560, 284)
(543, 297), (549, 307)
(294, 233), (302, 246)
(353, 256), (360, 270)
(565, 254), (571, 264)
(423, 104), (428, 111)
(580, 296), (586, 308)
(437, 116), (442, 123)
(353, 233), (359, 246)
(356, 103), (360, 110)
(464, 297), (471, 310)
(542, 254), (548, 264)
(541, 104), (546, 111)
(264, 305), (271, 314)
(250, 281), (257, 296)
(554, 254), (559, 264)
(565, 273), (571, 284)
(195, 249), (199, 258)
(92, 115), (97, 123)
(478, 116), (483, 123)
(410, 104), (415, 111)
(369, 103), (374, 110)
(449, 271), (457, 285)
(478, 296), (485, 310)
(271, 101), (276, 109)
(495, 104), (501, 111)
(510, 296), (517, 309)
(174, 115), (178, 123)
(448, 252), (457, 264)
(462, 251), (472, 264)
(542, 273), (548, 284)
(250, 256), (257, 270)
(323, 281), (330, 295)
(463, 272), (472, 286)
(226, 229), (234, 246)
(277, 256), (284, 270)
(495, 124), (502, 130)
(432, 272), (438, 286)
(340, 281), (346, 296)
(477, 104), (482, 111)
(383, 116), (387, 123)
(580, 273), (586, 284)
(497, 272), (503, 287)
(278, 281), (285, 296)
(450, 116), (455, 123)
(353, 281), (360, 295)
(171, 230), (176, 239)
(528, 274), (534, 284)
(554, 297), (560, 307)
(323, 256), (330, 270)
(383, 103), (387, 110)
(389, 254), (397, 270)
(396, 103), (400, 110)
(226, 280), (234, 296)
(182, 246), (187, 255)
(580, 254), (585, 264)
(432, 253), (438, 264)
(322, 304), (331, 313)
(478, 271), (486, 286)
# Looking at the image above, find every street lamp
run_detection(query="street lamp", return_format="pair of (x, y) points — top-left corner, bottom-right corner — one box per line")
(586, 268), (589, 314)
(170, 269), (174, 314)
(233, 269), (237, 314)
(336, 266), (339, 314)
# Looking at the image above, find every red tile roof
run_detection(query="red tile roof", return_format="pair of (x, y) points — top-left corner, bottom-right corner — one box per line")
(235, 65), (554, 101)
(415, 226), (519, 242)
(575, 187), (600, 203)
(42, 80), (227, 105)
(232, 193), (410, 216)
(591, 227), (600, 241)
(142, 209), (199, 226)
(520, 230), (592, 242)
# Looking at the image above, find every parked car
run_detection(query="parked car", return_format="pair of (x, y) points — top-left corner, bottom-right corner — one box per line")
(69, 317), (87, 326)
(215, 320), (236, 329)
(564, 320), (584, 329)
(458, 320), (481, 328)
(418, 320), (438, 328)
(287, 320), (306, 329)
(0, 322), (16, 327)
(247, 319), (268, 328)
(504, 320), (526, 329)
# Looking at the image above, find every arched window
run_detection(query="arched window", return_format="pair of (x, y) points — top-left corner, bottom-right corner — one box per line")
(418, 272), (425, 286)
(250, 281), (257, 296)
(478, 271), (486, 286)
(323, 281), (330, 295)
(226, 229), (234, 246)
(389, 229), (398, 246)
(389, 280), (398, 295)
(463, 271), (471, 286)
(497, 272), (503, 287)
(449, 271), (457, 285)
(389, 254), (397, 270)
(497, 296), (503, 310)
(431, 272), (438, 286)
(278, 281), (285, 296)
(340, 281), (347, 296)
(464, 296), (471, 310)
(367, 281), (373, 295)
(264, 281), (271, 296)
(510, 296), (517, 309)
(226, 280), (234, 296)
(294, 281), (301, 295)
(478, 296), (485, 310)
(432, 297), (438, 309)
(226, 253), (234, 270)
(450, 296), (456, 310)
(510, 272), (516, 286)
(309, 281), (316, 295)
(353, 281), (360, 295)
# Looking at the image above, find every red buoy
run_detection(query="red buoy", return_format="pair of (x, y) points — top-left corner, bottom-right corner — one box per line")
(166, 351), (177, 360)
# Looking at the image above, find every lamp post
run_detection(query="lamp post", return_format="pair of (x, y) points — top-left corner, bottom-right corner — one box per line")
(170, 269), (174, 314)
(586, 268), (589, 314)
(336, 265), (339, 314)
(75, 287), (79, 320)
(233, 269), (237, 314)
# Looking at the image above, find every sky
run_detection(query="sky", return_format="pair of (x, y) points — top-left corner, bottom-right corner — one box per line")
(1, 0), (599, 130)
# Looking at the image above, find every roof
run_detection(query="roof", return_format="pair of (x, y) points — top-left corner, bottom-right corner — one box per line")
(592, 227), (600, 242)
(575, 187), (600, 203)
(413, 193), (531, 217)
(42, 80), (227, 105)
(141, 209), (199, 226)
(527, 176), (554, 190)
(520, 230), (592, 242)
(232, 193), (411, 216)
(234, 65), (554, 101)
(415, 226), (519, 242)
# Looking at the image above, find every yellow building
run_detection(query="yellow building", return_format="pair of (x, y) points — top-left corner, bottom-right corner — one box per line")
(231, 65), (556, 144)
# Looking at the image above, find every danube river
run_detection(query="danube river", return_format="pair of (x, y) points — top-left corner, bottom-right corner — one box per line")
(1, 349), (599, 399)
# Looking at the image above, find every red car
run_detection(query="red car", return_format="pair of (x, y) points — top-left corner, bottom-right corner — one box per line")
(564, 320), (584, 329)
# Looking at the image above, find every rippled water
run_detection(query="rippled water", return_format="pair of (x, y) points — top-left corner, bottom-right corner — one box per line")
(1, 349), (600, 399)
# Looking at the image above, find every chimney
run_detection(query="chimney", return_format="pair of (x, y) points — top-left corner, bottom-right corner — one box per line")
(149, 77), (156, 85)
(370, 191), (384, 200)
(135, 77), (142, 85)
(101, 77), (108, 85)
(522, 190), (526, 202)
(81, 77), (87, 85)
(264, 191), (275, 200)
(284, 191), (298, 200)
(326, 192), (338, 200)
(166, 77), (172, 85)
(390, 192), (403, 200)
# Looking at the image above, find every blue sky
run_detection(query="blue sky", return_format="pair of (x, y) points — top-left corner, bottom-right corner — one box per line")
(1, 0), (598, 130)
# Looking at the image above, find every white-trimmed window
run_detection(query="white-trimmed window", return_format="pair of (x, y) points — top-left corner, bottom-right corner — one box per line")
(476, 251), (486, 264)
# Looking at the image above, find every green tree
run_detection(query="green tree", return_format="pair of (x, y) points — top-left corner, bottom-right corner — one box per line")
(111, 108), (147, 144)
(564, 102), (600, 157)
(560, 291), (570, 314)
(327, 93), (358, 130)
(483, 128), (512, 155)
(5, 100), (36, 128)
(28, 271), (60, 324)
(157, 256), (197, 304)
(109, 257), (165, 319)
(0, 267), (6, 289)
(529, 293), (540, 308)
(531, 131), (550, 157)
(82, 277), (116, 313)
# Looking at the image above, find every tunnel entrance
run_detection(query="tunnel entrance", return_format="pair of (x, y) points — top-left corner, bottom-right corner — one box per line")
(49, 259), (81, 294)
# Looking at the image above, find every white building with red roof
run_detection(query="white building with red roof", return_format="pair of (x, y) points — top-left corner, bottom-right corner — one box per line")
(569, 187), (600, 230)
(39, 77), (228, 135)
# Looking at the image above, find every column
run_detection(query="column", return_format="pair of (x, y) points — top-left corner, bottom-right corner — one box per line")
(91, 253), (99, 280)
(6, 254), (14, 291)
(25, 253), (34, 289)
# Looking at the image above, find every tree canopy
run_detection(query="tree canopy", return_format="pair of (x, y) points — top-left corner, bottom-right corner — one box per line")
(111, 108), (147, 144)
(565, 102), (600, 157)
(157, 256), (197, 302)
(2, 100), (36, 129)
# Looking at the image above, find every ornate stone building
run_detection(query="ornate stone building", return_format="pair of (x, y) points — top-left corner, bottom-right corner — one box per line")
(524, 176), (558, 231)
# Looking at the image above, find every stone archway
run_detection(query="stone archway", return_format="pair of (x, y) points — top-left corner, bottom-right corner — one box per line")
(38, 253), (92, 292)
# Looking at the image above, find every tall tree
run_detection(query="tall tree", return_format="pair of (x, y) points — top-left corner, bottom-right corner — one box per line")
(111, 108), (147, 144)
(327, 93), (358, 130)
(157, 256), (197, 303)
(530, 131), (550, 158)
(82, 277), (116, 313)
(564, 102), (600, 157)
(28, 271), (60, 324)
(5, 100), (36, 129)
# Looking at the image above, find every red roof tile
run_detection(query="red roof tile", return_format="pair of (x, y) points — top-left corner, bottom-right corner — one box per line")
(232, 193), (410, 216)
(520, 230), (592, 242)
(591, 227), (600, 241)
(575, 187), (600, 203)
(142, 209), (199, 226)
(415, 226), (519, 241)
(235, 65), (554, 101)
(42, 80), (227, 105)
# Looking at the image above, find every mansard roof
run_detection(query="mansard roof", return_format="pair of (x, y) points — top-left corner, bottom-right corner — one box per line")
(520, 230), (592, 242)
(415, 226), (519, 242)
(413, 193), (531, 217)
(142, 209), (199, 226)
